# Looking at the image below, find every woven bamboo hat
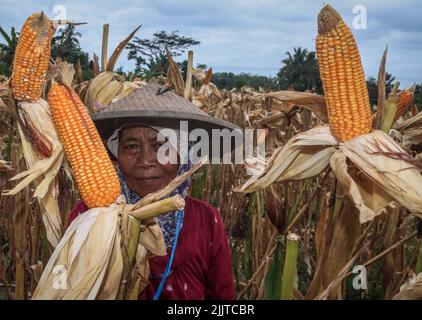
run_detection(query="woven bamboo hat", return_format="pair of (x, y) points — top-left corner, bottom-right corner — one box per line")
(92, 82), (240, 140)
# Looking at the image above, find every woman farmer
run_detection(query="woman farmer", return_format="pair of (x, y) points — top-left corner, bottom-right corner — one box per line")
(68, 82), (237, 300)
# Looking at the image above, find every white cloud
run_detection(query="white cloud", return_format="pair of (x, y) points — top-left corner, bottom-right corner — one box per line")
(0, 0), (420, 85)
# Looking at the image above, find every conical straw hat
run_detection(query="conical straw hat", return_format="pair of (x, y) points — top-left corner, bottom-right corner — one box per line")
(92, 82), (239, 140)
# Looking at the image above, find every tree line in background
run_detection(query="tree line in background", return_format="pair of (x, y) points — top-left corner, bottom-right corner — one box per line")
(0, 25), (421, 109)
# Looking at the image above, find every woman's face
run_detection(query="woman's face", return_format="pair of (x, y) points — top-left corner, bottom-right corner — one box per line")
(117, 126), (179, 197)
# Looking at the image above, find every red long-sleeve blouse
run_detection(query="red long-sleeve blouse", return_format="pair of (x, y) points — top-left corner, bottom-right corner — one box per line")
(68, 196), (236, 300)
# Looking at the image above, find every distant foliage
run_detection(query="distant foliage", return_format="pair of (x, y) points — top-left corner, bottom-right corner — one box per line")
(415, 84), (422, 111)
(51, 25), (92, 80)
(127, 30), (200, 80)
(277, 47), (322, 93)
(212, 72), (278, 90)
(0, 26), (19, 76)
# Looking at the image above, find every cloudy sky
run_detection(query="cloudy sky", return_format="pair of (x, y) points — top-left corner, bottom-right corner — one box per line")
(1, 0), (421, 86)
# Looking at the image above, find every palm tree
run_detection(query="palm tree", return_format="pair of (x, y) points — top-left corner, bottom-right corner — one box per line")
(127, 30), (199, 79)
(136, 53), (169, 80)
(277, 47), (322, 93)
(0, 26), (19, 76)
(367, 73), (397, 105)
(385, 73), (395, 92)
(51, 25), (92, 80)
(51, 25), (82, 63)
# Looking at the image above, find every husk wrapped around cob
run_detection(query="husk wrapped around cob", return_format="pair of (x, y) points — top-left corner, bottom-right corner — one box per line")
(2, 98), (66, 247)
(32, 162), (202, 300)
(238, 5), (422, 225)
(32, 194), (185, 300)
(3, 12), (66, 247)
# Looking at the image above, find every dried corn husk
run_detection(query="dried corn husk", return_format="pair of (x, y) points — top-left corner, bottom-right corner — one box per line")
(192, 93), (208, 109)
(32, 195), (184, 300)
(84, 71), (123, 111)
(261, 90), (328, 123)
(111, 80), (145, 103)
(3, 99), (65, 246)
(32, 197), (125, 300)
(330, 151), (398, 223)
(166, 50), (184, 97)
(238, 125), (337, 192)
(0, 76), (17, 117)
(337, 130), (422, 222)
(82, 71), (144, 112)
(54, 60), (75, 87)
(74, 80), (91, 100)
(198, 82), (221, 100)
(192, 67), (209, 83)
(391, 111), (422, 149)
(393, 272), (422, 300)
(79, 25), (142, 109)
(238, 124), (422, 224)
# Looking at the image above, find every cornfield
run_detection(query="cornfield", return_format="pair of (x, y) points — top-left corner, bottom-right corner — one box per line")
(1, 5), (422, 300)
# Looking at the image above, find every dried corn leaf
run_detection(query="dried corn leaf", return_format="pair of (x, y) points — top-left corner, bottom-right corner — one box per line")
(74, 80), (90, 101)
(382, 207), (403, 299)
(106, 25), (141, 72)
(392, 111), (422, 149)
(373, 47), (387, 129)
(203, 68), (213, 85)
(322, 198), (361, 295)
(305, 192), (330, 298)
(166, 49), (184, 97)
(255, 112), (286, 128)
(314, 243), (361, 300)
(92, 53), (100, 77)
(192, 93), (208, 109)
(75, 59), (83, 84)
(29, 261), (44, 285)
(262, 91), (328, 122)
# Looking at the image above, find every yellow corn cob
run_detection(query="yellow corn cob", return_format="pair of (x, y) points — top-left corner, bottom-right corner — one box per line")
(316, 5), (372, 142)
(393, 89), (415, 123)
(48, 82), (121, 208)
(11, 12), (53, 102)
